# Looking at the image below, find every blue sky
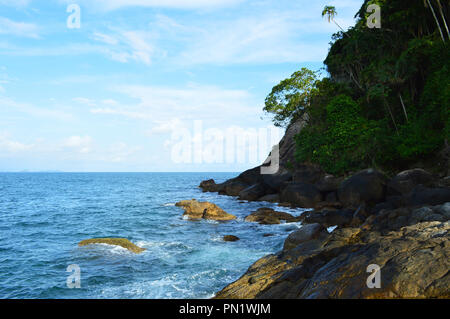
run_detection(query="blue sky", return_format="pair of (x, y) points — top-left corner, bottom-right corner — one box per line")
(0, 0), (362, 172)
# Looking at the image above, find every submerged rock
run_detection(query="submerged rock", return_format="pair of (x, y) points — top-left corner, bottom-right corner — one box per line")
(78, 238), (146, 254)
(176, 199), (236, 221)
(223, 235), (240, 242)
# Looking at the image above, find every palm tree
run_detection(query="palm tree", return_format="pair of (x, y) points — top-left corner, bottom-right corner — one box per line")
(424, 0), (446, 42)
(322, 5), (346, 33)
(435, 0), (450, 40)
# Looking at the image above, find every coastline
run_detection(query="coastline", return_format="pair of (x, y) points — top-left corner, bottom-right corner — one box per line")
(199, 122), (450, 299)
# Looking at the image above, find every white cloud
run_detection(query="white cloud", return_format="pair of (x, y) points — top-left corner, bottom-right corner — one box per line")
(62, 135), (93, 154)
(0, 96), (73, 120)
(0, 133), (32, 153)
(65, 0), (243, 11)
(0, 0), (31, 7)
(73, 97), (97, 107)
(0, 17), (39, 39)
(92, 32), (119, 45)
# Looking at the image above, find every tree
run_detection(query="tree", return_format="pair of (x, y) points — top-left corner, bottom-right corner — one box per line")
(424, 0), (446, 42)
(322, 5), (346, 33)
(435, 0), (450, 40)
(264, 68), (318, 127)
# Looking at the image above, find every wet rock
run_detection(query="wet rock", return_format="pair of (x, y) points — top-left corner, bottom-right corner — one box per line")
(176, 199), (236, 221)
(223, 235), (240, 242)
(78, 238), (146, 254)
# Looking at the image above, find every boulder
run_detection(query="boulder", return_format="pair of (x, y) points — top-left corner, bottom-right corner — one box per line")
(223, 181), (249, 197)
(315, 175), (342, 193)
(262, 167), (292, 192)
(257, 194), (280, 203)
(283, 223), (326, 250)
(176, 199), (236, 221)
(387, 169), (438, 195)
(292, 164), (325, 185)
(245, 208), (298, 225)
(199, 179), (221, 192)
(338, 169), (388, 208)
(223, 235), (240, 242)
(78, 238), (146, 254)
(408, 186), (450, 206)
(239, 184), (266, 201)
(280, 183), (323, 208)
(300, 209), (354, 228)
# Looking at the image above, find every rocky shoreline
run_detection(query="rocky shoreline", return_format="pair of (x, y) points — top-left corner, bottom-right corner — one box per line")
(196, 122), (450, 299)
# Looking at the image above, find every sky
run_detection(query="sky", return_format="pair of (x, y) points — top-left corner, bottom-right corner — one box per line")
(0, 0), (363, 172)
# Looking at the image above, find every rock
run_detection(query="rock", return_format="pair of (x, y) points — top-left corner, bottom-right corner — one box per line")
(292, 164), (325, 185)
(314, 201), (342, 211)
(315, 175), (342, 193)
(338, 169), (388, 208)
(263, 233), (274, 237)
(280, 183), (323, 208)
(199, 179), (219, 192)
(245, 208), (297, 225)
(325, 192), (338, 203)
(215, 217), (450, 299)
(223, 235), (240, 242)
(387, 169), (438, 195)
(257, 194), (280, 203)
(262, 167), (292, 192)
(223, 181), (249, 197)
(408, 185), (450, 206)
(239, 184), (266, 201)
(176, 199), (236, 221)
(234, 166), (264, 186)
(283, 223), (326, 250)
(300, 209), (354, 228)
(78, 238), (146, 254)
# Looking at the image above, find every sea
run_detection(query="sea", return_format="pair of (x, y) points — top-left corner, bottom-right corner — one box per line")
(0, 172), (309, 299)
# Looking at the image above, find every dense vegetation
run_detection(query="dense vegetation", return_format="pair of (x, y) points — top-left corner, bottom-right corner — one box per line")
(264, 0), (450, 175)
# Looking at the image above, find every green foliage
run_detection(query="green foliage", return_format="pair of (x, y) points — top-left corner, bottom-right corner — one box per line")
(264, 68), (318, 127)
(295, 95), (380, 174)
(274, 0), (450, 174)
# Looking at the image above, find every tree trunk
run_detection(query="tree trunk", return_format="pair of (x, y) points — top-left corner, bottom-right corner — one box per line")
(399, 93), (408, 123)
(427, 0), (446, 42)
(436, 0), (450, 40)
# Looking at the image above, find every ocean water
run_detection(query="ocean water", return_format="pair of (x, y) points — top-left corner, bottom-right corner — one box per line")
(0, 173), (308, 299)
